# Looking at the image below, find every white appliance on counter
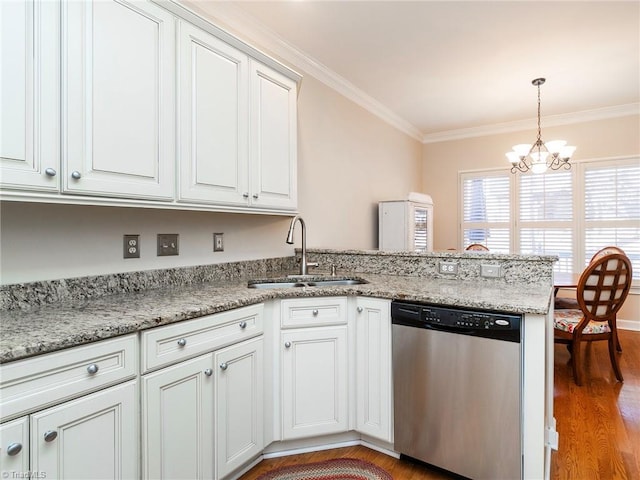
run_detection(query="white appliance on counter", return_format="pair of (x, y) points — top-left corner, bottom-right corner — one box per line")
(378, 193), (433, 252)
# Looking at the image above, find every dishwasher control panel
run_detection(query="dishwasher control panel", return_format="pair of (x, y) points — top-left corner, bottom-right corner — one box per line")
(391, 301), (521, 342)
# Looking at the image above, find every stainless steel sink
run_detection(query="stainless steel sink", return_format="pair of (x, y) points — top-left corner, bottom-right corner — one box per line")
(247, 278), (367, 289)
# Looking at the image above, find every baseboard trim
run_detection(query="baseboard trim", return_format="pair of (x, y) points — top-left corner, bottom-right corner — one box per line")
(618, 319), (640, 331)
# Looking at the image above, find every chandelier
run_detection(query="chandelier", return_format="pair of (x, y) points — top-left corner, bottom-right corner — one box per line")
(506, 78), (576, 174)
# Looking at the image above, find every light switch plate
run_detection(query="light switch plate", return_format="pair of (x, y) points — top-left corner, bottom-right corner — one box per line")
(157, 234), (179, 256)
(213, 233), (224, 252)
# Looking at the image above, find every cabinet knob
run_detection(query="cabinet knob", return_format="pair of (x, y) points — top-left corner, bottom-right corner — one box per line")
(357, 306), (363, 313)
(86, 363), (99, 375)
(43, 430), (58, 442)
(239, 321), (247, 329)
(44, 168), (57, 177)
(312, 309), (319, 316)
(284, 341), (291, 348)
(71, 171), (82, 179)
(177, 338), (187, 347)
(204, 368), (213, 377)
(243, 192), (249, 198)
(6, 443), (23, 456)
(219, 362), (228, 371)
(252, 194), (259, 199)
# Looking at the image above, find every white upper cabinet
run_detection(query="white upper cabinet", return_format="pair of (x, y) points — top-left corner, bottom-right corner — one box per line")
(0, 0), (59, 191)
(249, 61), (298, 210)
(178, 21), (249, 205)
(62, 0), (175, 200)
(1, 0), (300, 212)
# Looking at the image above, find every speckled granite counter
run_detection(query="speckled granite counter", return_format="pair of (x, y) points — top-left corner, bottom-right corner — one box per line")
(0, 250), (556, 363)
(0, 273), (552, 364)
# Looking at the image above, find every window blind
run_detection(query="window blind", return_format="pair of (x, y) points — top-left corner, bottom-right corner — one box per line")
(461, 174), (510, 252)
(519, 171), (573, 273)
(584, 163), (640, 278)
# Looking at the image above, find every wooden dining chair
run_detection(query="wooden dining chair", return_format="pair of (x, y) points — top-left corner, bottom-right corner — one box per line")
(553, 253), (632, 386)
(464, 243), (489, 251)
(555, 246), (628, 352)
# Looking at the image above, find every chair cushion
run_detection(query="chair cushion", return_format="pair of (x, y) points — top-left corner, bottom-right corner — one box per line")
(554, 309), (611, 334)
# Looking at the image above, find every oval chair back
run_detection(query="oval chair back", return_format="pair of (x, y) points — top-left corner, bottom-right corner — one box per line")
(554, 253), (633, 385)
(590, 245), (626, 263)
(464, 243), (489, 251)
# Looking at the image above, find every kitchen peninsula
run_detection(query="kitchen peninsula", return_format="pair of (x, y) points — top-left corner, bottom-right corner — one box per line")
(0, 250), (557, 480)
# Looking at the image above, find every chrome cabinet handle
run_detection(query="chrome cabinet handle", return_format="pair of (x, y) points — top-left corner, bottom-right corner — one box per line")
(312, 309), (319, 316)
(177, 338), (187, 347)
(357, 306), (363, 313)
(204, 368), (213, 376)
(284, 341), (291, 348)
(6, 443), (22, 456)
(239, 321), (247, 329)
(44, 168), (57, 177)
(86, 364), (99, 375)
(43, 430), (58, 442)
(71, 171), (82, 179)
(219, 363), (228, 371)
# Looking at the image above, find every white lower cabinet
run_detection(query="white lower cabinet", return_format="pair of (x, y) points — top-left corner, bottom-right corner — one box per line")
(0, 417), (29, 475)
(354, 298), (393, 443)
(0, 334), (139, 480)
(142, 354), (214, 479)
(279, 297), (350, 440)
(30, 380), (138, 479)
(214, 337), (264, 479)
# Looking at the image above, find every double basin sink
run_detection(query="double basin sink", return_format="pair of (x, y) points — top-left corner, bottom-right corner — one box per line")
(247, 277), (367, 289)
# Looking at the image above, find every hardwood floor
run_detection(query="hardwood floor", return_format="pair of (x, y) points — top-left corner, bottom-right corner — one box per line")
(240, 329), (640, 480)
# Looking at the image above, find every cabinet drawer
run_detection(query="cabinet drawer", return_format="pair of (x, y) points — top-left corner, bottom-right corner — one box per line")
(0, 334), (137, 422)
(141, 304), (264, 373)
(281, 297), (347, 328)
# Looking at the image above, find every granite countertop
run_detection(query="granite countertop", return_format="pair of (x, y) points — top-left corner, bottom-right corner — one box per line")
(0, 272), (552, 364)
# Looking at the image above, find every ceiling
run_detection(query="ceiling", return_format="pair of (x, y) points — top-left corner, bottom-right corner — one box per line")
(189, 1), (640, 142)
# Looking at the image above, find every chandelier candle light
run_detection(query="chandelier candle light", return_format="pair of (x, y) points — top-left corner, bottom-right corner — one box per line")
(506, 78), (576, 174)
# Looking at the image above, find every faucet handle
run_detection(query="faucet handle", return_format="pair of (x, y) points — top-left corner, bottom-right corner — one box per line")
(308, 262), (319, 269)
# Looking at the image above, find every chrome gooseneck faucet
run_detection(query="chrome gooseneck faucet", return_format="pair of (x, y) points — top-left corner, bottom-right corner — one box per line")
(286, 215), (318, 276)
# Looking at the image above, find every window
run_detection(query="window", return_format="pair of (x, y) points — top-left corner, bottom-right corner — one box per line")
(519, 171), (573, 273)
(459, 157), (640, 280)
(461, 173), (510, 252)
(583, 160), (640, 274)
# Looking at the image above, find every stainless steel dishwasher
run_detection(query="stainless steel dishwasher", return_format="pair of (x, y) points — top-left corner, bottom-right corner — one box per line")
(392, 301), (522, 480)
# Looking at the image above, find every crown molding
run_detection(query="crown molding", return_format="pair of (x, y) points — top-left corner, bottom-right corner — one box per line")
(422, 103), (640, 144)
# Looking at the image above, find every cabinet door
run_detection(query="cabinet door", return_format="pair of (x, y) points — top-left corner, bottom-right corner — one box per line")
(355, 298), (393, 443)
(214, 337), (263, 479)
(178, 21), (249, 206)
(281, 326), (348, 439)
(249, 61), (297, 210)
(0, 417), (29, 475)
(142, 354), (214, 480)
(0, 0), (59, 191)
(62, 0), (175, 200)
(30, 380), (138, 479)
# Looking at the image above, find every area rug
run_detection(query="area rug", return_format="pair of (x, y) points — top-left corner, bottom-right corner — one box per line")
(255, 458), (393, 480)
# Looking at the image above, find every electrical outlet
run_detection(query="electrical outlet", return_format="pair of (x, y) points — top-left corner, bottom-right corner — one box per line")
(439, 261), (459, 274)
(157, 234), (179, 256)
(481, 264), (502, 278)
(213, 233), (224, 252)
(123, 235), (140, 259)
